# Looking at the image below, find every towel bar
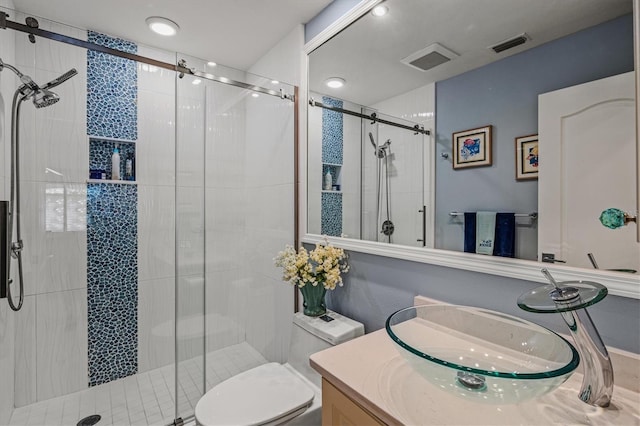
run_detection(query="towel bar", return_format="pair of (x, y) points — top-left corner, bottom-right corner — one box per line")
(449, 211), (538, 219)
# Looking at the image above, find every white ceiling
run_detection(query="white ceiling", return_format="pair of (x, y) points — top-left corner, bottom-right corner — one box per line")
(9, 0), (333, 70)
(309, 0), (633, 106)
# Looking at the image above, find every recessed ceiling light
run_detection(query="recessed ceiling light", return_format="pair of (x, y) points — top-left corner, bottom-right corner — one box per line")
(271, 80), (279, 85)
(371, 5), (388, 17)
(192, 79), (202, 85)
(325, 77), (345, 89)
(207, 61), (217, 67)
(251, 93), (259, 98)
(146, 16), (180, 36)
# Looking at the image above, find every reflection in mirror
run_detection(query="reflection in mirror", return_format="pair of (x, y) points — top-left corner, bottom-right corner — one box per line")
(307, 0), (638, 273)
(307, 95), (431, 246)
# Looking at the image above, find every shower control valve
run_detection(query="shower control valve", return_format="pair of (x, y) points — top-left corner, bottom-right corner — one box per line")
(381, 220), (395, 236)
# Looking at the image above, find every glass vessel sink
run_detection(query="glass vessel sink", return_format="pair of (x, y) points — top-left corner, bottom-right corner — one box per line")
(386, 305), (580, 404)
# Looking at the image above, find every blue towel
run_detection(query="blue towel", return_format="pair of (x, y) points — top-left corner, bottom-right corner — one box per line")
(464, 212), (476, 253)
(493, 213), (515, 257)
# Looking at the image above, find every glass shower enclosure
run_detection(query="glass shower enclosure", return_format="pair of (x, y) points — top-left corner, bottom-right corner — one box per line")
(0, 8), (295, 425)
(307, 93), (430, 247)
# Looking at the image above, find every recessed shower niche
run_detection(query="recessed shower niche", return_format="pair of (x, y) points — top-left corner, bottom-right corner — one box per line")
(88, 136), (137, 183)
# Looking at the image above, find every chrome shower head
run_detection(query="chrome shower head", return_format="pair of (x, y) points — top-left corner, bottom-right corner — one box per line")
(369, 132), (392, 158)
(0, 59), (76, 108)
(30, 68), (77, 108)
(32, 89), (60, 108)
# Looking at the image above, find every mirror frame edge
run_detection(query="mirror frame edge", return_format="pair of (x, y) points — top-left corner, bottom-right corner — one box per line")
(635, 0), (640, 243)
(300, 0), (640, 300)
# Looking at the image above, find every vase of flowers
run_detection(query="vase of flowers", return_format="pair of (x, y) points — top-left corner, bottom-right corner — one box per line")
(274, 239), (349, 316)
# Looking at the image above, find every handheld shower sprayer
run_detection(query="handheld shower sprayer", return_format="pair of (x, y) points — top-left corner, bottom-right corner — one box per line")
(368, 130), (395, 241)
(369, 132), (377, 150)
(0, 57), (77, 311)
(42, 68), (78, 90)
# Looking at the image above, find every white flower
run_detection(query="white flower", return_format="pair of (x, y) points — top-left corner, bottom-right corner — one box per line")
(273, 238), (349, 291)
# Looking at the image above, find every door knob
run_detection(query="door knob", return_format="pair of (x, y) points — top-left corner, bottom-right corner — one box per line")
(599, 208), (637, 229)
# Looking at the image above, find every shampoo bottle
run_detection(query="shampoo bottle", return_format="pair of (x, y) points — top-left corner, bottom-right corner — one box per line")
(324, 169), (332, 190)
(130, 153), (136, 181)
(111, 145), (120, 180)
(125, 154), (133, 180)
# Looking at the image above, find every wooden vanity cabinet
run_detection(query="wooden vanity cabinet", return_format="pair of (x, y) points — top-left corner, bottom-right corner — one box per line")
(322, 379), (386, 426)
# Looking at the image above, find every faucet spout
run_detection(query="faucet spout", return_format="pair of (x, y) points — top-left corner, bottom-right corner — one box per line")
(556, 304), (613, 406)
(518, 271), (614, 407)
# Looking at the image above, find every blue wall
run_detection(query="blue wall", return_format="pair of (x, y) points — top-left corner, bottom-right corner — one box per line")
(435, 15), (634, 259)
(325, 250), (640, 354)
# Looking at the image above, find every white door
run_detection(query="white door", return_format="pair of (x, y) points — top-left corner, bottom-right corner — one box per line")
(538, 72), (639, 271)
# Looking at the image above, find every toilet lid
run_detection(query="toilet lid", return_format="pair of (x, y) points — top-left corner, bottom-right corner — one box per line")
(195, 362), (315, 426)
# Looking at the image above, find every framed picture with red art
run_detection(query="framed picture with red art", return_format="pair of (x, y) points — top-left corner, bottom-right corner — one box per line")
(515, 134), (539, 180)
(452, 125), (492, 169)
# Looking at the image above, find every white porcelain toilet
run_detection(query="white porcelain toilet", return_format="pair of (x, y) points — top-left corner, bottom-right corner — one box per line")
(195, 310), (364, 426)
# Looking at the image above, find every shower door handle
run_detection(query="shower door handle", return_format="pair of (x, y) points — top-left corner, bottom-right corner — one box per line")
(1, 201), (9, 299)
(417, 206), (426, 247)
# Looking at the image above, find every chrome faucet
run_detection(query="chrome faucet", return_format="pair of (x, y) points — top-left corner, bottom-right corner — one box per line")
(518, 269), (614, 407)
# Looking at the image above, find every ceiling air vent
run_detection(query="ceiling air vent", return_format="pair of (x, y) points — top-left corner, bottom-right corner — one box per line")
(401, 43), (459, 72)
(490, 33), (530, 53)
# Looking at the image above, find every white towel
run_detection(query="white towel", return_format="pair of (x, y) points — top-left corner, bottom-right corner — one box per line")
(476, 212), (496, 255)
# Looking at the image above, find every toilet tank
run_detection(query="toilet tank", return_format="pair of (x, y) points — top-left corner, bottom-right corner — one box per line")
(288, 310), (364, 388)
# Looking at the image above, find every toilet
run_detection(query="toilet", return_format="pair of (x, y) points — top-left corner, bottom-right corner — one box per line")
(195, 310), (364, 426)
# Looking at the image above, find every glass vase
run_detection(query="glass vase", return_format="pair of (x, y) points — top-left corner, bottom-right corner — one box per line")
(299, 283), (327, 317)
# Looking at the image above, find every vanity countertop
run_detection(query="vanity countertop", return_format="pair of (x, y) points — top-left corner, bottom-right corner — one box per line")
(310, 326), (640, 425)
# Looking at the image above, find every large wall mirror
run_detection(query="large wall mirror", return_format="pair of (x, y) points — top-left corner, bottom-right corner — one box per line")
(303, 0), (640, 298)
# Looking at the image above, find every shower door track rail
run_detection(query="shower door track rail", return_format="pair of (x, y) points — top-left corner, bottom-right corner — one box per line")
(309, 98), (430, 135)
(0, 11), (294, 101)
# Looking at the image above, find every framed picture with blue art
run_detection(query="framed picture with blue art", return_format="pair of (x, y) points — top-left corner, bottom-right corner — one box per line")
(452, 125), (492, 169)
(515, 134), (539, 180)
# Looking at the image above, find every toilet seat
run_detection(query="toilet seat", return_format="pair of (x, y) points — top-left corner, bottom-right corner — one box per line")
(195, 362), (315, 426)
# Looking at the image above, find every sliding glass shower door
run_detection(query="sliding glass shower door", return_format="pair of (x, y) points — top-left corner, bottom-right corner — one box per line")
(362, 111), (427, 246)
(0, 12), (184, 424)
(174, 58), (296, 422)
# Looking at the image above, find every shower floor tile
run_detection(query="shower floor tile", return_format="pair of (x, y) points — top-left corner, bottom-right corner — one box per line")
(9, 342), (268, 426)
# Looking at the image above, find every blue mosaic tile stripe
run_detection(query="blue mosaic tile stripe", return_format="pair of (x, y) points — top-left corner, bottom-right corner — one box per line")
(87, 183), (138, 387)
(86, 31), (139, 387)
(89, 138), (135, 179)
(321, 192), (342, 237)
(321, 96), (343, 164)
(87, 31), (138, 140)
